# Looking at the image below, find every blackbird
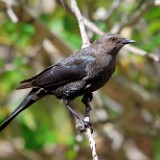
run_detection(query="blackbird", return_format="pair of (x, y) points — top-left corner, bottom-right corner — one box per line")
(0, 33), (135, 132)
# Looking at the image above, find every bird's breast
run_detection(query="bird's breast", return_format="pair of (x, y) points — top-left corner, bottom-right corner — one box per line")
(84, 65), (115, 93)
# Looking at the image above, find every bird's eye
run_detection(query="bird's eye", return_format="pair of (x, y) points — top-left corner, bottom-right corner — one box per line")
(111, 37), (117, 42)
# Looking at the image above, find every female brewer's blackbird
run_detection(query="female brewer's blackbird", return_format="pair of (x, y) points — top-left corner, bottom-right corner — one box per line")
(0, 33), (135, 132)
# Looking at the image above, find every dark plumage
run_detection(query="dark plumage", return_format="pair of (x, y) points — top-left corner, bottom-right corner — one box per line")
(0, 33), (135, 132)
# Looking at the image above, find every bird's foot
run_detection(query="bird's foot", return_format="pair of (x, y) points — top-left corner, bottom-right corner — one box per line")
(76, 117), (93, 133)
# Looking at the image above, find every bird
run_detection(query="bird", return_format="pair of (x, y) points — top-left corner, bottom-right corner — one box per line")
(0, 33), (135, 132)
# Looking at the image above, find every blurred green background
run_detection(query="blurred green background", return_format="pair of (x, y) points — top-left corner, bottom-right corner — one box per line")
(0, 0), (160, 160)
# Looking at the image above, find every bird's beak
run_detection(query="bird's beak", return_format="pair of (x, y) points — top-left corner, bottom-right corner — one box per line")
(122, 38), (136, 45)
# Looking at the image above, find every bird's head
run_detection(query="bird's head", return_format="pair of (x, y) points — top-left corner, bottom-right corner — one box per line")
(94, 33), (136, 54)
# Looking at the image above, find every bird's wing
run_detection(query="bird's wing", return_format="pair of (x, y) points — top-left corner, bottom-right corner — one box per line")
(17, 56), (94, 89)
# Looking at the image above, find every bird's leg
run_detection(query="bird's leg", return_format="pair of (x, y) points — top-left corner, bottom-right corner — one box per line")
(63, 99), (92, 132)
(63, 99), (82, 121)
(82, 93), (93, 117)
(63, 99), (85, 132)
(81, 93), (93, 132)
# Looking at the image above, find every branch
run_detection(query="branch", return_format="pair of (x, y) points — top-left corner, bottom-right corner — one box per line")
(83, 17), (104, 36)
(102, 77), (160, 112)
(125, 45), (160, 63)
(70, 0), (90, 48)
(122, 2), (154, 27)
(86, 128), (99, 160)
(104, 0), (121, 21)
(5, 0), (18, 23)
(58, 0), (104, 35)
(69, 0), (99, 159)
(111, 1), (155, 33)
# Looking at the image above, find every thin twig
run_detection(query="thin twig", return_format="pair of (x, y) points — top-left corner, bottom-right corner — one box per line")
(1, 0), (18, 23)
(104, 0), (121, 21)
(86, 128), (99, 160)
(125, 45), (160, 62)
(122, 2), (154, 28)
(58, 0), (104, 35)
(84, 117), (99, 160)
(83, 17), (104, 36)
(69, 0), (99, 159)
(111, 1), (155, 33)
(70, 0), (90, 48)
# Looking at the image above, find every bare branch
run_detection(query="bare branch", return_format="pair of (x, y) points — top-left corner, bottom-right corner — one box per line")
(58, 0), (73, 14)
(70, 0), (90, 48)
(58, 0), (104, 35)
(111, 1), (155, 33)
(125, 45), (160, 63)
(104, 0), (121, 20)
(1, 0), (18, 23)
(6, 5), (18, 23)
(102, 77), (160, 112)
(69, 1), (99, 159)
(122, 2), (154, 27)
(83, 17), (104, 36)
(86, 129), (99, 160)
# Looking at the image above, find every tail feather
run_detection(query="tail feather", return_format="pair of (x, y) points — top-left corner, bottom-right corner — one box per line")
(16, 82), (32, 89)
(16, 75), (38, 89)
(0, 88), (45, 132)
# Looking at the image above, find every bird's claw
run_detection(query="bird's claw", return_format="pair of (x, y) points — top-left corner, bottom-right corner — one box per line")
(76, 119), (93, 133)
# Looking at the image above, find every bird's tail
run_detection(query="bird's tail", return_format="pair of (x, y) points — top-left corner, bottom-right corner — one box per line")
(0, 88), (45, 132)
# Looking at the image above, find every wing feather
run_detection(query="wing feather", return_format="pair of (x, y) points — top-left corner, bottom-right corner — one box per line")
(17, 57), (94, 89)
